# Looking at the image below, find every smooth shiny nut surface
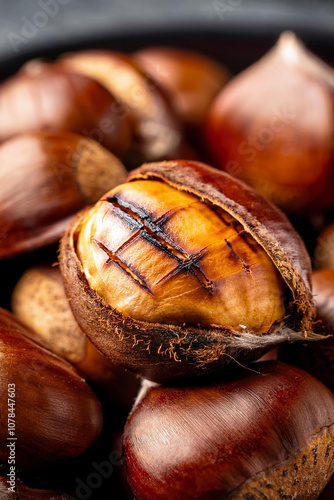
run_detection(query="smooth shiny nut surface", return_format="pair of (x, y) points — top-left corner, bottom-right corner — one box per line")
(123, 361), (334, 500)
(0, 132), (126, 258)
(0, 308), (103, 472)
(207, 31), (334, 214)
(0, 62), (131, 154)
(134, 47), (229, 127)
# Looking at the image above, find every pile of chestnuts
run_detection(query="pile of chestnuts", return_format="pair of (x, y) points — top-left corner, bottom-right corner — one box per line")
(1, 31), (334, 499)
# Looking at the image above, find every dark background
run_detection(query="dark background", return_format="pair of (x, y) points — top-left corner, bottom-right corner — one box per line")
(0, 0), (333, 75)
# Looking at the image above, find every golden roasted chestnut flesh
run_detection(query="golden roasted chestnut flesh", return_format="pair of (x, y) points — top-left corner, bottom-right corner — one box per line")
(77, 179), (285, 332)
(60, 160), (319, 382)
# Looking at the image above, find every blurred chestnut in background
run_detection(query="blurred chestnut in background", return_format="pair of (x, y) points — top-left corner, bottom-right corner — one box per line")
(0, 308), (103, 473)
(0, 132), (126, 258)
(281, 268), (334, 392)
(123, 361), (334, 499)
(0, 62), (131, 154)
(315, 221), (334, 269)
(60, 160), (320, 383)
(134, 47), (229, 128)
(207, 31), (334, 215)
(60, 50), (185, 166)
(12, 264), (139, 412)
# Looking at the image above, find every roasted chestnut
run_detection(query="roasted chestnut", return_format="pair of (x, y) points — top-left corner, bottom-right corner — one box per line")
(0, 62), (132, 154)
(134, 47), (229, 128)
(0, 308), (103, 472)
(60, 159), (320, 382)
(59, 50), (184, 165)
(12, 264), (139, 411)
(123, 361), (334, 499)
(0, 132), (126, 258)
(206, 31), (334, 215)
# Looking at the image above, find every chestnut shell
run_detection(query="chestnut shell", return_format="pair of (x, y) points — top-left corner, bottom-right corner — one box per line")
(123, 361), (334, 499)
(0, 132), (126, 258)
(0, 308), (103, 472)
(60, 160), (320, 383)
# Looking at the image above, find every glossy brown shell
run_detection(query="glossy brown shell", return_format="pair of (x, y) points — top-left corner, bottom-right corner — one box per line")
(60, 160), (320, 382)
(0, 132), (126, 258)
(0, 307), (103, 472)
(123, 361), (334, 499)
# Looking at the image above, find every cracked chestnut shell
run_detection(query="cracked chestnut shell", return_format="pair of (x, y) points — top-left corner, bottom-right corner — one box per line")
(0, 308), (103, 472)
(123, 361), (334, 500)
(60, 160), (320, 382)
(0, 132), (126, 258)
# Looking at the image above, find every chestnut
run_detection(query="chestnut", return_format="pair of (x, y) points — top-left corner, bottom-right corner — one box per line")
(59, 50), (184, 165)
(0, 308), (103, 472)
(315, 221), (334, 269)
(281, 268), (334, 392)
(134, 46), (229, 128)
(206, 31), (334, 215)
(60, 159), (320, 383)
(0, 132), (126, 258)
(123, 361), (334, 499)
(12, 264), (139, 411)
(0, 61), (132, 154)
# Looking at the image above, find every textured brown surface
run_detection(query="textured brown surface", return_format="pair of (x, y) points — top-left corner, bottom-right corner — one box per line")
(60, 161), (320, 382)
(123, 361), (334, 499)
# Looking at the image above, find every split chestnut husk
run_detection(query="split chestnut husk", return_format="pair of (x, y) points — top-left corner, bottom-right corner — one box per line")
(123, 361), (334, 499)
(60, 160), (320, 383)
